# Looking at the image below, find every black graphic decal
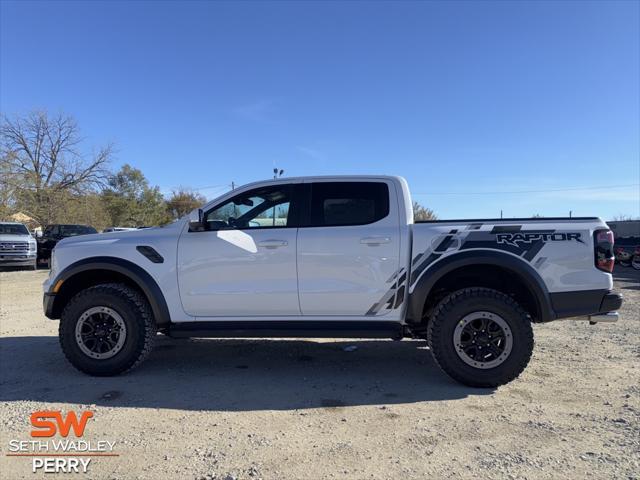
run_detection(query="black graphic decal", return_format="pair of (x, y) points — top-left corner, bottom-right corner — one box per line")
(496, 232), (584, 247)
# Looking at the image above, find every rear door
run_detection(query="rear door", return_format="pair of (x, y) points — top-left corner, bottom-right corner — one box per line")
(297, 180), (401, 316)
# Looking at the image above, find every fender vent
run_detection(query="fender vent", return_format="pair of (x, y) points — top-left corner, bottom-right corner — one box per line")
(136, 246), (164, 263)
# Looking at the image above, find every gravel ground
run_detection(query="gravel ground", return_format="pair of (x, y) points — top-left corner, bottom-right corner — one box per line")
(0, 267), (638, 480)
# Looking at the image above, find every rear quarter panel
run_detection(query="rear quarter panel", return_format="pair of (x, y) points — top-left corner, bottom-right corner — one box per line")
(409, 218), (613, 294)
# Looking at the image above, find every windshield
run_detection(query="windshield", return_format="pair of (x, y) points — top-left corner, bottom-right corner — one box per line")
(0, 224), (30, 235)
(59, 225), (98, 237)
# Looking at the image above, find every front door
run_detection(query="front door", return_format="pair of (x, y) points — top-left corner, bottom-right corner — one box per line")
(177, 184), (301, 317)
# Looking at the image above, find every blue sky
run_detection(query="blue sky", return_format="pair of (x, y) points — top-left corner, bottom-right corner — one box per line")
(1, 0), (638, 219)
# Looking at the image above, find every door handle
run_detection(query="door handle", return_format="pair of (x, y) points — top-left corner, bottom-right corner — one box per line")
(257, 239), (288, 249)
(360, 236), (391, 246)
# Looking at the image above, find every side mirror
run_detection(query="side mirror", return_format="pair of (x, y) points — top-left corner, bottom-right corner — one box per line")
(189, 208), (206, 232)
(206, 220), (229, 230)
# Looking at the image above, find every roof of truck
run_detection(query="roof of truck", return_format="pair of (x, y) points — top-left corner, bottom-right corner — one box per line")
(199, 175), (409, 212)
(247, 174), (402, 183)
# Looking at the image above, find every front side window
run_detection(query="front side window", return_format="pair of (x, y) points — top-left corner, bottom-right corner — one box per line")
(205, 185), (293, 230)
(310, 182), (389, 227)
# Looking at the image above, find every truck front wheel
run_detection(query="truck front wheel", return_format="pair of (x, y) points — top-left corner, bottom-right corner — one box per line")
(59, 283), (156, 376)
(427, 287), (534, 388)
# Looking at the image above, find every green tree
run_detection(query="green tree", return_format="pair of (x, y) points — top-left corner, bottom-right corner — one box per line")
(47, 191), (111, 230)
(166, 189), (206, 219)
(412, 201), (437, 221)
(102, 164), (170, 227)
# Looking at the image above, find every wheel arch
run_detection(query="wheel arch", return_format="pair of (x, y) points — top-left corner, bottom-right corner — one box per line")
(407, 250), (554, 324)
(47, 257), (171, 326)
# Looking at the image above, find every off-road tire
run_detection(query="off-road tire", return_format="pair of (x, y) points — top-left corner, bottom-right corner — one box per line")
(427, 287), (534, 388)
(59, 283), (156, 376)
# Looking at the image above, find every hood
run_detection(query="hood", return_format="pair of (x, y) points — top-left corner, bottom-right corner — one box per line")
(55, 221), (183, 248)
(0, 233), (34, 243)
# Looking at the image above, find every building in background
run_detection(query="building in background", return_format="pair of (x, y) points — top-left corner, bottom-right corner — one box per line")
(608, 220), (640, 250)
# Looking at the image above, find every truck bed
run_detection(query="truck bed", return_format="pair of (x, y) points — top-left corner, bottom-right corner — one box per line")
(415, 217), (599, 223)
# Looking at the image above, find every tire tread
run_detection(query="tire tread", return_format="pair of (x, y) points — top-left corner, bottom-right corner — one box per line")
(59, 283), (156, 375)
(427, 287), (534, 388)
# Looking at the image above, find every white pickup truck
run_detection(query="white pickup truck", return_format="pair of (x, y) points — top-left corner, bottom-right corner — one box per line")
(43, 176), (622, 387)
(0, 222), (37, 270)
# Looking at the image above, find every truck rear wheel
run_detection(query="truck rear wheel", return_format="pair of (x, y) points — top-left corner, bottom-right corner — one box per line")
(427, 287), (534, 388)
(59, 283), (156, 376)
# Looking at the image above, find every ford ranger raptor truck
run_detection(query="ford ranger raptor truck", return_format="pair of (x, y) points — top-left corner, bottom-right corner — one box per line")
(43, 176), (622, 387)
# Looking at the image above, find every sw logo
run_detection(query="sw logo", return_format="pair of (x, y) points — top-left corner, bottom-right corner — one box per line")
(30, 411), (94, 438)
(25, 411), (96, 473)
(496, 232), (584, 247)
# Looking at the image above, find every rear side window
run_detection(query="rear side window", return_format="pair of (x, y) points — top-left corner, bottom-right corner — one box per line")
(310, 182), (389, 227)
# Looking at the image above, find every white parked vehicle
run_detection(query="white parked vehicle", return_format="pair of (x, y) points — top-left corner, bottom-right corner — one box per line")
(102, 227), (138, 233)
(0, 222), (37, 270)
(43, 176), (622, 387)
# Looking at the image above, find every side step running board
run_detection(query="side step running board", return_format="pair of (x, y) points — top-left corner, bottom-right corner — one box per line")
(167, 320), (404, 339)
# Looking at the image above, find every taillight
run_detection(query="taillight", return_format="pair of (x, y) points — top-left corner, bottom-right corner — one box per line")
(594, 229), (615, 273)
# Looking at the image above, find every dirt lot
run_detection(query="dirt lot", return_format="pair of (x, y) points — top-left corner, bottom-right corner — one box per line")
(0, 268), (638, 480)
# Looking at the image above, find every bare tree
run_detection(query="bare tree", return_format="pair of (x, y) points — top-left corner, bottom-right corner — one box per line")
(412, 201), (437, 221)
(0, 111), (113, 224)
(0, 151), (17, 219)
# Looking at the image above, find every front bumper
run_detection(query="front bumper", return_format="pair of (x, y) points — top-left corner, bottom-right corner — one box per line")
(0, 253), (36, 267)
(43, 292), (56, 318)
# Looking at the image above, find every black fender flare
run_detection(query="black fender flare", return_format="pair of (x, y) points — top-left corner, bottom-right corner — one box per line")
(48, 256), (171, 325)
(407, 250), (554, 323)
